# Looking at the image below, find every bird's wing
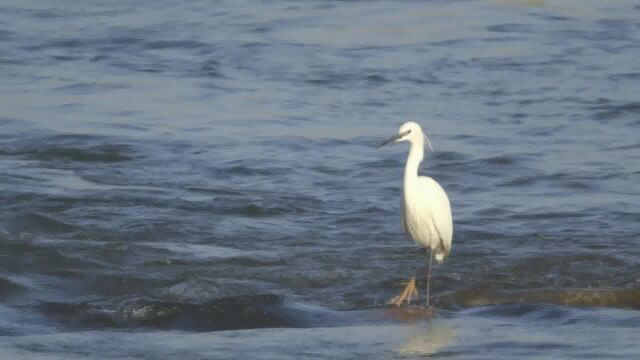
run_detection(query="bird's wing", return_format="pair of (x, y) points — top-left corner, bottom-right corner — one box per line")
(418, 176), (453, 255)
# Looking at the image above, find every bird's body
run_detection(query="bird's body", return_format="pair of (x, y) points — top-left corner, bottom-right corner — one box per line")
(402, 176), (452, 262)
(379, 121), (453, 307)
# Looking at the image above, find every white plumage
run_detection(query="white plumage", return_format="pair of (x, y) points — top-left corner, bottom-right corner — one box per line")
(403, 177), (452, 262)
(380, 121), (453, 307)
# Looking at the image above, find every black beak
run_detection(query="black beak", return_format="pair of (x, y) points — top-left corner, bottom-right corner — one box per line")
(378, 130), (410, 148)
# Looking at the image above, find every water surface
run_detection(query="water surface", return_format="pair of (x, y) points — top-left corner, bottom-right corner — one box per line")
(1, 0), (639, 358)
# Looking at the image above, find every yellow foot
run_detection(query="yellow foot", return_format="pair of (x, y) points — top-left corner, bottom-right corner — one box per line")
(388, 277), (418, 307)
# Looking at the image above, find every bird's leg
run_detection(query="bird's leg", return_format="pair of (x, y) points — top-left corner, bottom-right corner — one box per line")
(388, 277), (418, 307)
(426, 249), (433, 307)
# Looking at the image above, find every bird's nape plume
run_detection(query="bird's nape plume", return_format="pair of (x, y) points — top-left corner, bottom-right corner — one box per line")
(424, 133), (434, 152)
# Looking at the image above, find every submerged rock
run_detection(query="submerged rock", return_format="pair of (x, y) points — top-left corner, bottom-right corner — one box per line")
(40, 294), (309, 331)
(439, 287), (640, 309)
(38, 288), (640, 331)
(117, 294), (302, 331)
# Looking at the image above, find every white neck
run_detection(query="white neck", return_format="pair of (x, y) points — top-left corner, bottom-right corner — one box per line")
(403, 138), (424, 189)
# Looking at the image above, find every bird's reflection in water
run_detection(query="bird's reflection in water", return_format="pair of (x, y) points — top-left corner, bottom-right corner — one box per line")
(397, 321), (455, 356)
(381, 306), (455, 356)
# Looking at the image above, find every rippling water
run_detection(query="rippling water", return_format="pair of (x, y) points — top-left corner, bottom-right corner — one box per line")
(1, 0), (640, 358)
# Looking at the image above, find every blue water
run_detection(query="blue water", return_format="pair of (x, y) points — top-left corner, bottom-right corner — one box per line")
(1, 0), (640, 358)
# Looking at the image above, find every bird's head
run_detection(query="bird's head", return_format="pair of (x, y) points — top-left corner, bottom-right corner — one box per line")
(379, 121), (433, 151)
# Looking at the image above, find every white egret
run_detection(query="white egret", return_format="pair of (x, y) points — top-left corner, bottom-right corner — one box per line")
(379, 121), (453, 307)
